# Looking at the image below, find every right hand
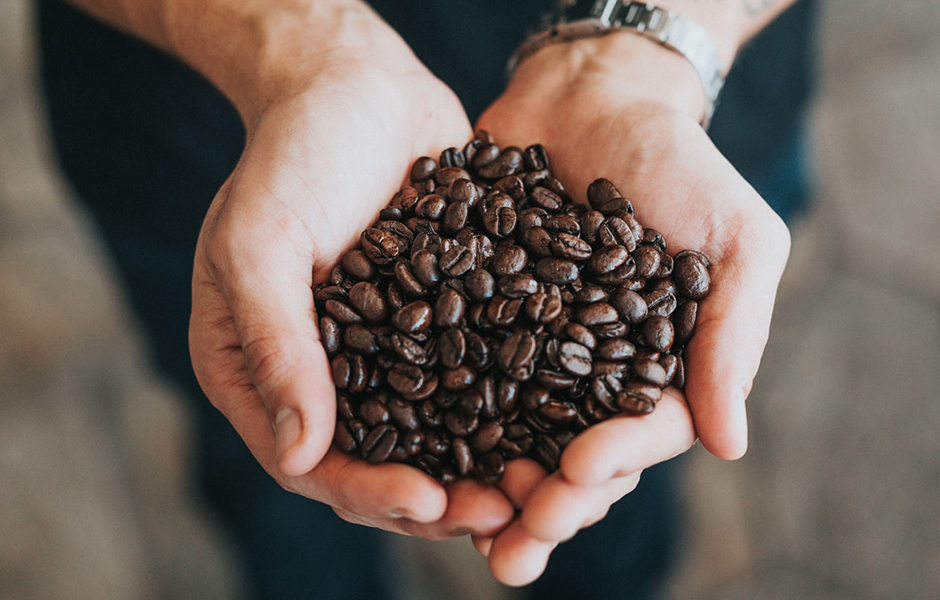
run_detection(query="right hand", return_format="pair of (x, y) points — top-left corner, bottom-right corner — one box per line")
(189, 23), (515, 539)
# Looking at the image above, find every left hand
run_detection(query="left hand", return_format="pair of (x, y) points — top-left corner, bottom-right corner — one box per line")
(470, 32), (791, 585)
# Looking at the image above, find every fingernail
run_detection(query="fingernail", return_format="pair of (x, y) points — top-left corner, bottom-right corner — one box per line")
(387, 507), (416, 520)
(274, 407), (301, 462)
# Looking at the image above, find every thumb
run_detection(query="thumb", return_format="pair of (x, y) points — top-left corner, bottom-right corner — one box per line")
(193, 199), (335, 477)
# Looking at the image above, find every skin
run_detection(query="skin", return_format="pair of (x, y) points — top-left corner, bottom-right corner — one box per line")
(65, 0), (795, 586)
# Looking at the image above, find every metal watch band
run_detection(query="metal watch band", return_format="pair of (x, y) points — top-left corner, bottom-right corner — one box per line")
(508, 1), (725, 128)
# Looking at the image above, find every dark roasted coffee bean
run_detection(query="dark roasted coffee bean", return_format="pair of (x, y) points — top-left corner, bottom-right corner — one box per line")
(674, 250), (711, 299)
(333, 422), (358, 453)
(360, 227), (406, 266)
(498, 273), (539, 298)
(591, 375), (623, 411)
(347, 354), (368, 393)
(521, 385), (550, 411)
(574, 285), (608, 305)
(438, 327), (466, 370)
(464, 332), (491, 370)
(580, 210), (606, 244)
(331, 354), (352, 389)
(448, 178), (483, 206)
(587, 178), (622, 211)
(493, 175), (526, 200)
(435, 166), (471, 186)
(643, 316), (675, 352)
(525, 292), (563, 323)
(645, 289), (677, 318)
(464, 268), (496, 302)
(564, 322), (597, 350)
(617, 381), (662, 414)
(362, 424), (398, 464)
(388, 363), (425, 396)
(539, 401), (578, 424)
(597, 217), (637, 251)
(588, 245), (629, 274)
(530, 186), (563, 212)
(610, 287), (648, 324)
(444, 410), (479, 437)
(475, 451), (506, 484)
(674, 300), (698, 344)
(442, 201), (469, 233)
(659, 354), (679, 385)
(633, 245), (661, 279)
(410, 156), (437, 183)
(325, 299), (363, 325)
(386, 281), (405, 313)
(442, 366), (477, 392)
(336, 392), (355, 421)
(388, 398), (421, 430)
(491, 245), (528, 275)
(517, 207), (547, 231)
(343, 324), (378, 355)
(471, 143), (500, 170)
(543, 214), (580, 235)
(592, 360), (630, 378)
(596, 338), (636, 361)
(535, 258), (578, 284)
(440, 147), (466, 168)
(410, 249), (442, 288)
(550, 232), (592, 260)
(486, 296), (522, 327)
(523, 143), (551, 171)
(652, 253), (674, 278)
(314, 284), (347, 304)
(348, 282), (388, 323)
(392, 301), (433, 334)
(341, 249), (377, 282)
(635, 358), (668, 388)
(401, 430), (424, 456)
(536, 369), (577, 389)
(575, 302), (619, 326)
(359, 398), (390, 427)
(458, 389), (485, 416)
(452, 437), (475, 477)
(599, 197), (634, 216)
(379, 206), (404, 221)
(522, 226), (553, 257)
(415, 194), (447, 220)
(499, 331), (537, 381)
(394, 261), (426, 297)
(469, 421), (504, 454)
(592, 321), (629, 339)
(592, 260), (637, 286)
(439, 244), (473, 277)
(478, 146), (524, 180)
(418, 401), (442, 429)
(320, 316), (342, 356)
(483, 205), (517, 238)
(432, 289), (464, 329)
(531, 436), (561, 472)
(498, 378), (520, 412)
(558, 341), (593, 376)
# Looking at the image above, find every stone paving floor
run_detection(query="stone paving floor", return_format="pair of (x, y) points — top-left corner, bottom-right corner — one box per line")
(2, 1), (938, 599)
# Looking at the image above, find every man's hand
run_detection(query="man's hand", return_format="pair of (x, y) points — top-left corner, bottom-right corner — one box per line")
(471, 30), (791, 584)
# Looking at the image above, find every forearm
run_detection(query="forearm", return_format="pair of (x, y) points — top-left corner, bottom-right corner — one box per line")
(61, 0), (413, 121)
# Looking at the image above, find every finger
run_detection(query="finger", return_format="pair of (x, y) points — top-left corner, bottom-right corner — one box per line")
(404, 479), (516, 540)
(196, 193), (335, 477)
(519, 472), (640, 542)
(498, 458), (549, 509)
(487, 520), (558, 587)
(560, 391), (696, 486)
(683, 204), (791, 459)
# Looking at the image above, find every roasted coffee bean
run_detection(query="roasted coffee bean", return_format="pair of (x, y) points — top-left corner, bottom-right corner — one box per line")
(434, 166), (471, 186)
(470, 421), (504, 455)
(535, 258), (579, 284)
(592, 260), (637, 285)
(525, 291), (563, 323)
(539, 401), (579, 424)
(448, 178), (483, 206)
(616, 381), (662, 415)
(645, 289), (678, 318)
(597, 217), (637, 251)
(517, 207), (547, 231)
(394, 261), (426, 297)
(340, 249), (376, 282)
(587, 178), (622, 211)
(444, 410), (479, 437)
(362, 424), (398, 464)
(575, 302), (619, 326)
(439, 147), (466, 168)
(595, 338), (636, 361)
(359, 398), (390, 428)
(543, 214), (580, 235)
(388, 363), (425, 397)
(674, 300), (698, 344)
(635, 358), (668, 388)
(674, 250), (711, 299)
(522, 226), (553, 257)
(599, 197), (634, 216)
(588, 245), (629, 274)
(558, 341), (593, 376)
(442, 366), (477, 392)
(521, 385), (550, 411)
(437, 328), (466, 370)
(531, 436), (561, 472)
(633, 245), (662, 279)
(499, 331), (537, 381)
(471, 143), (501, 170)
(401, 430), (424, 456)
(464, 332), (491, 370)
(343, 324), (378, 355)
(361, 227), (407, 266)
(392, 301), (433, 334)
(478, 146), (524, 180)
(410, 156), (437, 183)
(491, 244), (528, 275)
(653, 253), (674, 278)
(388, 398), (421, 430)
(550, 232), (592, 260)
(418, 401), (443, 429)
(493, 175), (526, 200)
(430, 289), (463, 329)
(324, 299), (362, 325)
(482, 205), (517, 238)
(610, 288), (648, 324)
(497, 378), (520, 412)
(320, 316), (342, 356)
(411, 249), (442, 288)
(415, 194), (447, 220)
(536, 369), (577, 389)
(498, 273), (539, 298)
(440, 243), (475, 277)
(563, 322), (597, 350)
(643, 316), (675, 353)
(452, 437), (475, 477)
(530, 186), (563, 212)
(442, 201), (469, 233)
(593, 321), (629, 339)
(464, 268), (496, 302)
(475, 451), (506, 484)
(486, 296), (522, 327)
(523, 143), (551, 171)
(348, 282), (388, 323)
(334, 422), (358, 453)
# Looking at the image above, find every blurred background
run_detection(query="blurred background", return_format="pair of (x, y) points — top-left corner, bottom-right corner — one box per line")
(1, 1), (938, 599)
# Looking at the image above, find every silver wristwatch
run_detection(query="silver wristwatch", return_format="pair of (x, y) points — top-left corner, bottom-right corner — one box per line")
(508, 1), (725, 128)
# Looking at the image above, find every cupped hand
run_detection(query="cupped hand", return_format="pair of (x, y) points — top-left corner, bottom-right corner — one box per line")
(188, 46), (515, 538)
(471, 33), (791, 584)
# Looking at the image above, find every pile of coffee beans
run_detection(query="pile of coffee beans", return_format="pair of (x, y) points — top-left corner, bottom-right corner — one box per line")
(315, 133), (711, 484)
